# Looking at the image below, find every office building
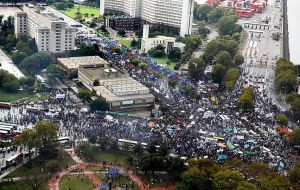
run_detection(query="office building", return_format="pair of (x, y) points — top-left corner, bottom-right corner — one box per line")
(101, 0), (194, 36)
(78, 63), (154, 111)
(105, 16), (141, 31)
(15, 4), (76, 53)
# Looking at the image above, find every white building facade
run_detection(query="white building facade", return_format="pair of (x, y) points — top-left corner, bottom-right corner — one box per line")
(15, 5), (76, 53)
(140, 25), (185, 54)
(100, 0), (194, 36)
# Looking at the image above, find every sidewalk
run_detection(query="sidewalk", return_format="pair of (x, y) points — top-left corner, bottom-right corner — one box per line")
(48, 148), (176, 190)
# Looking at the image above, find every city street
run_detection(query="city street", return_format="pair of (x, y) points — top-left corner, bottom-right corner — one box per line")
(239, 0), (289, 111)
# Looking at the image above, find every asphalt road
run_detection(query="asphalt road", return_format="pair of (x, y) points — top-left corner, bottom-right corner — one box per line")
(239, 0), (289, 111)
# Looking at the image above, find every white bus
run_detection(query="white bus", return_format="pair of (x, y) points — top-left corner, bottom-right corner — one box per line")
(118, 139), (138, 150)
(58, 137), (70, 144)
(6, 153), (23, 167)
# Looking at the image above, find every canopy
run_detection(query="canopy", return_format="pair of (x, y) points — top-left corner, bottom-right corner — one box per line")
(101, 184), (107, 189)
(226, 142), (235, 150)
(108, 168), (119, 175)
(218, 154), (227, 161)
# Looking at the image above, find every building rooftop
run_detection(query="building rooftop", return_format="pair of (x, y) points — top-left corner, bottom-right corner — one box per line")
(58, 56), (108, 70)
(81, 64), (127, 80)
(23, 4), (61, 22)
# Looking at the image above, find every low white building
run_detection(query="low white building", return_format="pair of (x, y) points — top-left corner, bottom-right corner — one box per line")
(140, 25), (185, 54)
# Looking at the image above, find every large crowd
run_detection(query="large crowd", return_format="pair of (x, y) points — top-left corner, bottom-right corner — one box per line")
(0, 33), (297, 177)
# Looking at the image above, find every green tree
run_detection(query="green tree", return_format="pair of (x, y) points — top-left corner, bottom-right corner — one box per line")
(14, 121), (59, 159)
(290, 128), (300, 146)
(89, 98), (109, 112)
(0, 70), (20, 92)
(12, 52), (27, 65)
(138, 62), (147, 70)
(289, 162), (300, 184)
(237, 87), (254, 110)
(211, 63), (227, 84)
(213, 169), (244, 190)
(168, 47), (181, 61)
(117, 29), (126, 37)
(167, 157), (186, 180)
(275, 58), (298, 93)
(275, 114), (288, 126)
(19, 77), (35, 88)
(188, 58), (205, 81)
(217, 15), (239, 36)
(13, 129), (37, 157)
(55, 2), (67, 10)
(20, 52), (53, 76)
(148, 44), (165, 58)
(77, 142), (97, 162)
(216, 51), (232, 67)
(45, 160), (60, 174)
(45, 64), (65, 84)
(78, 89), (92, 101)
(235, 54), (244, 65)
(237, 181), (257, 190)
(130, 39), (137, 47)
(195, 4), (213, 21)
(291, 99), (300, 114)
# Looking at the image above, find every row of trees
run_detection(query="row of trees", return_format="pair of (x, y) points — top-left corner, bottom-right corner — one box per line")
(0, 15), (16, 52)
(194, 4), (235, 24)
(177, 159), (300, 190)
(53, 0), (74, 10)
(149, 23), (180, 37)
(275, 58), (298, 93)
(285, 93), (300, 119)
(0, 69), (35, 93)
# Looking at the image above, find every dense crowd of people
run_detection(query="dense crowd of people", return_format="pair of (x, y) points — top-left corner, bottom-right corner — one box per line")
(0, 32), (297, 178)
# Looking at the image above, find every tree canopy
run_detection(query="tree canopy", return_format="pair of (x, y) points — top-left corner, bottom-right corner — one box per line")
(20, 52), (54, 76)
(188, 58), (206, 81)
(14, 121), (59, 159)
(89, 98), (109, 112)
(275, 58), (298, 93)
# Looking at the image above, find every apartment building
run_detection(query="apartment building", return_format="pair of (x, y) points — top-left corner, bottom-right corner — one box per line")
(100, 0), (194, 36)
(15, 5), (76, 53)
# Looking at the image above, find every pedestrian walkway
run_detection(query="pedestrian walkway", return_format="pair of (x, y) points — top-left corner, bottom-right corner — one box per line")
(48, 148), (175, 190)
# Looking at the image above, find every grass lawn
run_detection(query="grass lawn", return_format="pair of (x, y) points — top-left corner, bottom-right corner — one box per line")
(59, 175), (95, 190)
(25, 93), (49, 103)
(0, 89), (29, 102)
(117, 39), (132, 47)
(150, 55), (177, 69)
(97, 151), (138, 167)
(60, 5), (100, 19)
(6, 150), (75, 178)
(0, 181), (47, 190)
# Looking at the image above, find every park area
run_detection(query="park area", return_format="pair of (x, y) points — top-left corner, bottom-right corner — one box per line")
(60, 5), (99, 20)
(150, 55), (178, 70)
(117, 39), (132, 48)
(0, 89), (29, 102)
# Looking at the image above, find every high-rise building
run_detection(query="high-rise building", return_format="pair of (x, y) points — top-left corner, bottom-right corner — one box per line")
(100, 0), (194, 36)
(15, 5), (76, 53)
